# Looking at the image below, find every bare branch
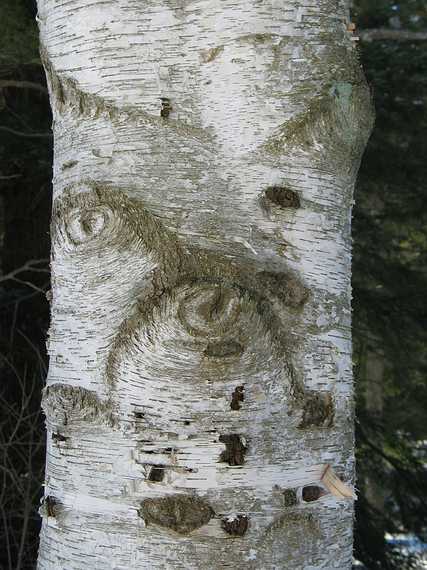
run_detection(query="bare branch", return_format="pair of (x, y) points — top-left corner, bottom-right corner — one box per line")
(0, 126), (52, 139)
(0, 174), (22, 180)
(0, 80), (48, 94)
(0, 259), (49, 284)
(359, 28), (427, 42)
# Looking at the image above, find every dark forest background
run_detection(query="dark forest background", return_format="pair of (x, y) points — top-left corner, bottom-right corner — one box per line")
(0, 1), (426, 568)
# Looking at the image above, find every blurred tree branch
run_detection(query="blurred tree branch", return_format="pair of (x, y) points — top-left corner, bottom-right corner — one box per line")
(360, 29), (427, 42)
(0, 80), (47, 93)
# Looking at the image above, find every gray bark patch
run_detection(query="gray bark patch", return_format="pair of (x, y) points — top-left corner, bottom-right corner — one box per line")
(138, 495), (214, 534)
(204, 340), (244, 358)
(42, 383), (115, 428)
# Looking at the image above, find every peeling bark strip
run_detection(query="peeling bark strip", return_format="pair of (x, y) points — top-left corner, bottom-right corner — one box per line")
(37, 0), (373, 566)
(138, 495), (214, 534)
(321, 465), (355, 499)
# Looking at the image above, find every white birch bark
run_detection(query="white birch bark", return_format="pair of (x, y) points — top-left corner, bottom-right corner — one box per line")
(36, 1), (374, 568)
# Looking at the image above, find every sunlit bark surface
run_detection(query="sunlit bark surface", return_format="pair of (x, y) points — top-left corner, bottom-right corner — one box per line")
(36, 1), (373, 568)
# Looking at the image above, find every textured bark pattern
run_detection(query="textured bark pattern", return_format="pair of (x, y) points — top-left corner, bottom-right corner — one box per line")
(36, 0), (373, 568)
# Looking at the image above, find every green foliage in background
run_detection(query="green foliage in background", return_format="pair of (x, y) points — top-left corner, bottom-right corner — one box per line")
(352, 2), (427, 567)
(354, 0), (427, 30)
(0, 0), (39, 69)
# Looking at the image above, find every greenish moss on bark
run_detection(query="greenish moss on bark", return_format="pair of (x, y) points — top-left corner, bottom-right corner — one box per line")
(138, 495), (214, 534)
(283, 488), (298, 507)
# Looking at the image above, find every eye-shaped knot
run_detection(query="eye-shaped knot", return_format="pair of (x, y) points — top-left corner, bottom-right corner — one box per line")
(66, 205), (112, 245)
(177, 283), (241, 339)
(52, 186), (157, 257)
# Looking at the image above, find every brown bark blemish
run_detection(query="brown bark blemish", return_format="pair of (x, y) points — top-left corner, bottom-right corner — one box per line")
(61, 160), (78, 171)
(259, 271), (309, 308)
(201, 46), (224, 63)
(302, 485), (327, 502)
(204, 340), (244, 358)
(42, 496), (60, 518)
(298, 391), (334, 429)
(219, 434), (247, 466)
(230, 385), (245, 410)
(264, 186), (300, 209)
(221, 515), (249, 536)
(160, 97), (172, 118)
(138, 495), (214, 534)
(147, 466), (165, 482)
(52, 432), (69, 443)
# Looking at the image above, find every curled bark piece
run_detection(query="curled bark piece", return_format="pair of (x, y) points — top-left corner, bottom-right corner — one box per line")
(321, 465), (355, 499)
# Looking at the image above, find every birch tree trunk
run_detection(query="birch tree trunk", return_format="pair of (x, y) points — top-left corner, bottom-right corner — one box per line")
(36, 1), (374, 568)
